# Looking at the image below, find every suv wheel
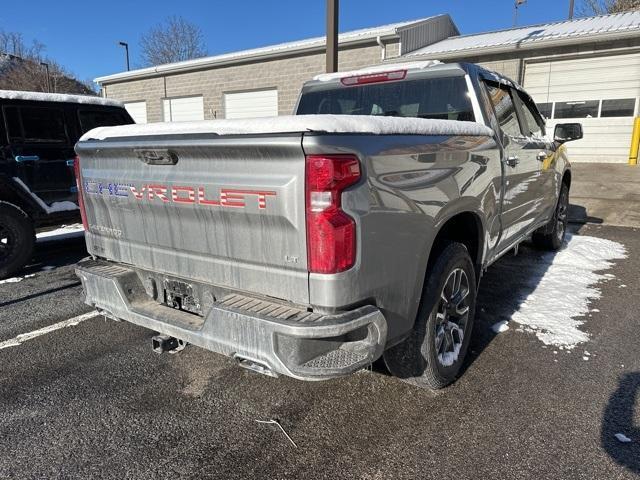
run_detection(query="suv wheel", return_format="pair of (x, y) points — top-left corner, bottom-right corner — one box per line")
(383, 242), (476, 389)
(532, 182), (569, 251)
(0, 202), (35, 279)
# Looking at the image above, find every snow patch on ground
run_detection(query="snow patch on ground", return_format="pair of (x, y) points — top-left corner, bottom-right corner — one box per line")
(80, 114), (494, 141)
(509, 234), (626, 348)
(0, 273), (35, 285)
(36, 224), (84, 242)
(491, 321), (510, 333)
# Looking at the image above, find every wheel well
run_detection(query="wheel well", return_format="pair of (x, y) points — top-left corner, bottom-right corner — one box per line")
(428, 212), (483, 277)
(562, 170), (572, 189)
(0, 177), (38, 217)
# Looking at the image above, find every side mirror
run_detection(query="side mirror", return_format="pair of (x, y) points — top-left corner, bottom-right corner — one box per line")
(554, 123), (583, 144)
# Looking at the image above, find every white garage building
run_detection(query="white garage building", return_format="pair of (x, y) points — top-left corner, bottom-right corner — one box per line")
(97, 11), (640, 163)
(406, 12), (640, 163)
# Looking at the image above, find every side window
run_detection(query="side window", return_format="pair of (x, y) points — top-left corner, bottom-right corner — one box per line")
(483, 82), (521, 138)
(78, 109), (129, 134)
(516, 92), (545, 138)
(15, 106), (68, 143)
(3, 107), (23, 143)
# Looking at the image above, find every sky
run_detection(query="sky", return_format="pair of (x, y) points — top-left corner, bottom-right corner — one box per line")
(1, 0), (576, 82)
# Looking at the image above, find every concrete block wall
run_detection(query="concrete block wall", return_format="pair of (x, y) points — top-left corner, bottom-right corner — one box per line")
(103, 40), (401, 122)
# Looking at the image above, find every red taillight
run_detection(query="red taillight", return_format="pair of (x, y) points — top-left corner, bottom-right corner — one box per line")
(340, 69), (407, 86)
(305, 154), (360, 274)
(73, 155), (88, 230)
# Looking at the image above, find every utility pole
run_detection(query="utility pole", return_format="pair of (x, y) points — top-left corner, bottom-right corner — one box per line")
(569, 0), (575, 19)
(40, 62), (51, 93)
(118, 41), (130, 71)
(326, 0), (338, 73)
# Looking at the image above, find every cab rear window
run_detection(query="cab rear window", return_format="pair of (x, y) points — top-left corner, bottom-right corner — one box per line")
(297, 76), (475, 122)
(3, 106), (68, 143)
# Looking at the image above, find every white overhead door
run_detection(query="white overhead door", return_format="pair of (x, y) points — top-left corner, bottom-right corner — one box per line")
(524, 53), (640, 163)
(123, 101), (147, 124)
(224, 89), (278, 119)
(163, 96), (204, 122)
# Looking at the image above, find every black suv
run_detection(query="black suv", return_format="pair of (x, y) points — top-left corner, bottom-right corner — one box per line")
(0, 91), (134, 278)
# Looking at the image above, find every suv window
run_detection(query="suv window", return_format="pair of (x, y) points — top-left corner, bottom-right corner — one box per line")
(516, 92), (545, 138)
(78, 109), (129, 134)
(3, 106), (68, 143)
(483, 82), (521, 138)
(297, 76), (475, 122)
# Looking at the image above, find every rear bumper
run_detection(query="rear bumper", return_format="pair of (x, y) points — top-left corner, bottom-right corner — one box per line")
(75, 259), (387, 381)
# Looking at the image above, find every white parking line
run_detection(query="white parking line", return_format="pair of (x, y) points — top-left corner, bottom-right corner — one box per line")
(0, 311), (100, 351)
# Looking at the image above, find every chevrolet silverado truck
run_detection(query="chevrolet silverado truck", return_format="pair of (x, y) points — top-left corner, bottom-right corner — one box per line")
(74, 62), (583, 389)
(0, 90), (133, 278)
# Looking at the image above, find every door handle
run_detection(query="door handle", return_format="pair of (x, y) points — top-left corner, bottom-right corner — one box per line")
(537, 152), (548, 162)
(15, 155), (40, 162)
(505, 156), (519, 167)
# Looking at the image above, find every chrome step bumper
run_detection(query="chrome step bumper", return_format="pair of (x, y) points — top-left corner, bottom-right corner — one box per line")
(75, 259), (387, 381)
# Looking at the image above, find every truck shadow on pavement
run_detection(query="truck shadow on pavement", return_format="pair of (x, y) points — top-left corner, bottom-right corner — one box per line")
(380, 238), (562, 380)
(601, 372), (640, 474)
(27, 236), (87, 274)
(459, 239), (561, 377)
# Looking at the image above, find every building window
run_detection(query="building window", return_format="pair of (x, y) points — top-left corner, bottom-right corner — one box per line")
(536, 103), (553, 119)
(554, 100), (599, 119)
(600, 99), (636, 118)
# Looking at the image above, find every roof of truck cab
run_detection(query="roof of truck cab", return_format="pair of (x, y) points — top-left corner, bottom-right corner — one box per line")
(0, 90), (124, 107)
(305, 61), (472, 86)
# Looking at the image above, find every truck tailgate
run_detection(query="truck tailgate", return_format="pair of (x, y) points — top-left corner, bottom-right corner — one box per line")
(75, 134), (309, 305)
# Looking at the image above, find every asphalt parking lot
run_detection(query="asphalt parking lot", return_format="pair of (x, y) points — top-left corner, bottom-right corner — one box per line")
(0, 224), (638, 480)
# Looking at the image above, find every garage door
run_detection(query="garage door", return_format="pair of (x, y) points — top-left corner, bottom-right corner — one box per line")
(163, 96), (204, 122)
(224, 89), (278, 119)
(123, 101), (147, 124)
(524, 53), (640, 163)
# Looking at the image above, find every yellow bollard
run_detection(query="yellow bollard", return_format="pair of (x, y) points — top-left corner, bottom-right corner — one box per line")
(630, 117), (640, 166)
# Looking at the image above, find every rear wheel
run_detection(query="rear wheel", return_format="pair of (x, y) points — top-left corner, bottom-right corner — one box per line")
(532, 182), (569, 251)
(384, 243), (476, 389)
(0, 202), (35, 279)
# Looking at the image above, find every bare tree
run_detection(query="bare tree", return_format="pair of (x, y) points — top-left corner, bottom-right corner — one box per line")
(0, 30), (45, 59)
(0, 28), (94, 95)
(578, 0), (640, 15)
(139, 16), (207, 66)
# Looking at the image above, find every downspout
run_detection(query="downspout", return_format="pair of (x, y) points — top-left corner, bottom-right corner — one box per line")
(376, 36), (386, 61)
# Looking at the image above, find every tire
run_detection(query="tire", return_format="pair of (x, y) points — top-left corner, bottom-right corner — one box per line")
(532, 182), (569, 251)
(383, 242), (477, 389)
(0, 202), (35, 279)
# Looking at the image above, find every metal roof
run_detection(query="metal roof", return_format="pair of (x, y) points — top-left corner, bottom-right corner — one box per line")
(406, 11), (640, 59)
(96, 15), (454, 85)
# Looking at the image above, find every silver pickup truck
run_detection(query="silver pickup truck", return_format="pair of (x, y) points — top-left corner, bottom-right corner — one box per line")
(74, 62), (583, 389)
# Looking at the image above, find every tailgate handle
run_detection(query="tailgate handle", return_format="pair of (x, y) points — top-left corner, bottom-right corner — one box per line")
(135, 148), (178, 166)
(15, 155), (40, 162)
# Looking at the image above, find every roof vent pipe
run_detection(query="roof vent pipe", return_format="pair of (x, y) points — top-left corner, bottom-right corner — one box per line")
(376, 36), (386, 61)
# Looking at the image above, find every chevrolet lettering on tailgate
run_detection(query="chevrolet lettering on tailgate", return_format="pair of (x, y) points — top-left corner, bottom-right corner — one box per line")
(84, 181), (277, 210)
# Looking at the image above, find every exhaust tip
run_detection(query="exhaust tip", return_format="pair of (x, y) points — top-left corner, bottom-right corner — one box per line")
(234, 354), (278, 378)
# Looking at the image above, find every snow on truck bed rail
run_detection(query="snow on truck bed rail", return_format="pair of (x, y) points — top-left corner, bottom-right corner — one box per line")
(80, 115), (493, 141)
(0, 89), (123, 107)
